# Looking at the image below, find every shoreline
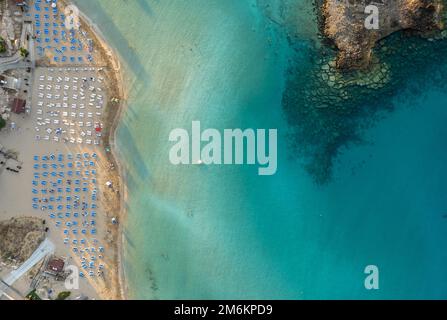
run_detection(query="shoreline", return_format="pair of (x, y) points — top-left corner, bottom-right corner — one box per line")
(62, 0), (129, 300)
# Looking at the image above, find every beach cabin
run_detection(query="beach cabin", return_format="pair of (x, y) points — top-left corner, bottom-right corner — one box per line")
(10, 98), (26, 114)
(45, 258), (65, 276)
(0, 75), (21, 91)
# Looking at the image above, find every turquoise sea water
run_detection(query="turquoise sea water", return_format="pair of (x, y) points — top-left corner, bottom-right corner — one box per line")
(73, 0), (447, 299)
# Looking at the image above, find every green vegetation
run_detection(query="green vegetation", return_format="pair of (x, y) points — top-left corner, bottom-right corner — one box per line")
(0, 37), (6, 54)
(0, 118), (6, 131)
(26, 289), (42, 300)
(56, 291), (71, 300)
(19, 47), (29, 58)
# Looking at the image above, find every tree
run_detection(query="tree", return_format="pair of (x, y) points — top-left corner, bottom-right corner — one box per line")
(26, 289), (42, 300)
(0, 37), (6, 54)
(19, 47), (29, 58)
(0, 118), (6, 131)
(56, 291), (71, 300)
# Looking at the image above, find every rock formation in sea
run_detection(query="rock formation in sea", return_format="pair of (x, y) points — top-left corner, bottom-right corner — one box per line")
(280, 0), (447, 185)
(322, 0), (444, 70)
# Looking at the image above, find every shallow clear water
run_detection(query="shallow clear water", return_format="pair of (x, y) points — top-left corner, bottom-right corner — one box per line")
(73, 0), (447, 299)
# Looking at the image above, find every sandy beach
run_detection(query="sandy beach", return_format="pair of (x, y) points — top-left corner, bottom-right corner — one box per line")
(0, 0), (126, 300)
(68, 1), (129, 299)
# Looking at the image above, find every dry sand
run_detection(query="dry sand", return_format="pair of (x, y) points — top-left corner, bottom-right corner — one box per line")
(0, 0), (125, 300)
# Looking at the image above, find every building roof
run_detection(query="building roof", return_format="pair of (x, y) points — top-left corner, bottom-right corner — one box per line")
(47, 258), (65, 273)
(10, 98), (26, 114)
(0, 75), (20, 91)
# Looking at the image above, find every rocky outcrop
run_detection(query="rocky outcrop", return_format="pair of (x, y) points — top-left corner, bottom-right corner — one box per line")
(0, 217), (45, 263)
(322, 0), (444, 70)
